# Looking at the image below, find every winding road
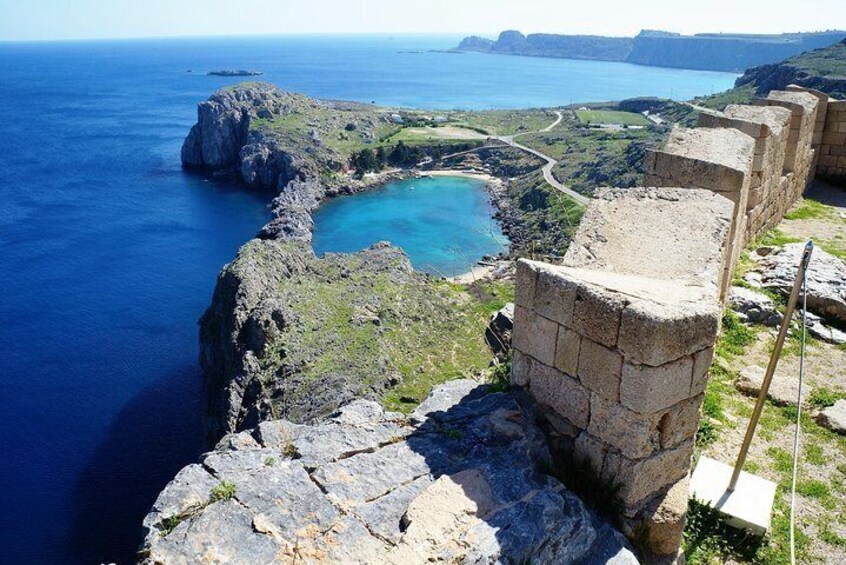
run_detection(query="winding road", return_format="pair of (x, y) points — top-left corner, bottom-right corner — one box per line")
(495, 111), (590, 206)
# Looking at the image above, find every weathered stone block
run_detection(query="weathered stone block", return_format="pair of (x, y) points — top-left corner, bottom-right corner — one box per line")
(658, 394), (704, 449)
(620, 356), (694, 414)
(515, 259), (538, 308)
(589, 393), (661, 458)
(602, 440), (694, 508)
(534, 267), (577, 326)
(529, 362), (590, 429)
(577, 338), (623, 401)
(572, 284), (627, 348)
(617, 299), (721, 367)
(555, 326), (581, 377)
(690, 347), (714, 396)
(511, 349), (532, 387)
(574, 432), (607, 475)
(512, 306), (558, 367)
(638, 477), (690, 557)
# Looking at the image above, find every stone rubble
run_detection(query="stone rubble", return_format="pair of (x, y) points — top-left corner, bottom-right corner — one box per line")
(728, 286), (783, 327)
(756, 243), (846, 324)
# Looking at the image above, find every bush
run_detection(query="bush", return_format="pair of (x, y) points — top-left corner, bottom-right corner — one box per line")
(210, 481), (237, 502)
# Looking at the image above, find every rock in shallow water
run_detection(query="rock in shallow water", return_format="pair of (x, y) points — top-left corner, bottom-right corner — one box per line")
(140, 380), (638, 564)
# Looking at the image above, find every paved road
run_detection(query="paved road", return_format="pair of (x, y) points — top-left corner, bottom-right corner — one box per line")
(496, 111), (590, 206)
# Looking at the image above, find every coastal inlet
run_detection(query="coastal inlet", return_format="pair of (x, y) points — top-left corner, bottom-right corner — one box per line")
(312, 175), (509, 277)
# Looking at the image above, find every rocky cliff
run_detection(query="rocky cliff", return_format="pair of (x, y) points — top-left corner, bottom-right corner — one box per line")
(140, 380), (638, 564)
(456, 29), (846, 73)
(734, 37), (846, 98)
(199, 238), (493, 444)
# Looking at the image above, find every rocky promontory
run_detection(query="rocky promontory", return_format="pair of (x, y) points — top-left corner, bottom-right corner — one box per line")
(199, 238), (494, 444)
(456, 29), (845, 73)
(140, 380), (638, 564)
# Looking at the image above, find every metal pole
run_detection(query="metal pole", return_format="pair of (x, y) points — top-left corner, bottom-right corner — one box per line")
(728, 240), (813, 491)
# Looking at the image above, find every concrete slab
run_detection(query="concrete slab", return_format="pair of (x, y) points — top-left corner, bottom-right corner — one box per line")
(689, 456), (777, 536)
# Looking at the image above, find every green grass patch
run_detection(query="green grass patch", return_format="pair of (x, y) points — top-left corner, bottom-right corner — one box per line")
(715, 311), (758, 359)
(756, 228), (802, 248)
(683, 498), (765, 564)
(784, 198), (838, 221)
(809, 387), (846, 409)
(575, 109), (650, 126)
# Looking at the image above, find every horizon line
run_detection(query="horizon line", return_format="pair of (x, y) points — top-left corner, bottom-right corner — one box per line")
(2, 27), (845, 45)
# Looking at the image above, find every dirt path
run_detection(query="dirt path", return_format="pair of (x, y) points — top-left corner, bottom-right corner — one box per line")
(495, 111), (590, 206)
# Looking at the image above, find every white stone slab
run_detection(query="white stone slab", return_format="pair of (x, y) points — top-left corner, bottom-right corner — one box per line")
(689, 456), (777, 536)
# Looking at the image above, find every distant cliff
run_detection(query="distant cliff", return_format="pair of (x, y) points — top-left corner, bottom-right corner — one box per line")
(735, 37), (846, 98)
(456, 29), (846, 72)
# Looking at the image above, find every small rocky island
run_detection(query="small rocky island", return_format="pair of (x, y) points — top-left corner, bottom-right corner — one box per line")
(207, 70), (263, 76)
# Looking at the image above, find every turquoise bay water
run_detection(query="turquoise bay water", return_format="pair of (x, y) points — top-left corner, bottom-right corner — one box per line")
(313, 176), (507, 276)
(0, 34), (737, 564)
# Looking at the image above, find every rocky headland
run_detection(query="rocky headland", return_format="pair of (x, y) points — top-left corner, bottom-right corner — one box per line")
(199, 238), (496, 443)
(456, 29), (846, 73)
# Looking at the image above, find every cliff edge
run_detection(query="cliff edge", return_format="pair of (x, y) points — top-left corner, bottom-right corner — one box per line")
(140, 380), (638, 564)
(199, 239), (494, 444)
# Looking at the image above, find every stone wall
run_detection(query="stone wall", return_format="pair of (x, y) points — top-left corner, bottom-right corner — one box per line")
(510, 86), (842, 558)
(819, 99), (846, 183)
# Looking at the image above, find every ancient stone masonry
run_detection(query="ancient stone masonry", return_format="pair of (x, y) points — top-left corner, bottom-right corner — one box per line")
(511, 86), (843, 558)
(819, 99), (846, 183)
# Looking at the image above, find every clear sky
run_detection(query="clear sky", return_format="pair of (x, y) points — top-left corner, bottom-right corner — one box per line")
(1, 0), (845, 42)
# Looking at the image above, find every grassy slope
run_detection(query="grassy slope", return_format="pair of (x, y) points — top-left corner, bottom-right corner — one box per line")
(574, 109), (650, 126)
(243, 241), (509, 416)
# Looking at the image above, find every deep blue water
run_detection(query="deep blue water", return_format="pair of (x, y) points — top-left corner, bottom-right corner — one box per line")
(313, 176), (508, 276)
(0, 35), (737, 564)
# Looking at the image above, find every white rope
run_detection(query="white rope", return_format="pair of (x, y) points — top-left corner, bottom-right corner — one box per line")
(789, 263), (808, 565)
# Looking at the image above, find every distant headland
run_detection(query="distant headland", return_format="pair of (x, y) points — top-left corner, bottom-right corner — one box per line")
(455, 29), (846, 73)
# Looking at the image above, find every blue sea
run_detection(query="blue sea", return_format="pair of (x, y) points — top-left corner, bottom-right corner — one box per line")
(0, 34), (737, 564)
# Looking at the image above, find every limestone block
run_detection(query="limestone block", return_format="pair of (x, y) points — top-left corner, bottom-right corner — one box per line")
(511, 349), (532, 387)
(620, 356), (694, 414)
(602, 440), (694, 509)
(515, 259), (538, 308)
(588, 393), (661, 458)
(534, 266), (577, 326)
(572, 283), (627, 348)
(512, 306), (558, 367)
(698, 110), (766, 139)
(577, 338), (623, 401)
(554, 326), (581, 377)
(529, 361), (590, 429)
(823, 131), (846, 146)
(563, 187), (733, 289)
(618, 299), (721, 367)
(638, 477), (690, 557)
(574, 432), (607, 475)
(690, 347), (714, 396)
(724, 104), (791, 137)
(658, 394), (704, 449)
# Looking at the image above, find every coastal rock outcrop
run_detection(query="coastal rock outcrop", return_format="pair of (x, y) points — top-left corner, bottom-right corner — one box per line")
(199, 238), (492, 444)
(140, 380), (638, 564)
(182, 83), (293, 172)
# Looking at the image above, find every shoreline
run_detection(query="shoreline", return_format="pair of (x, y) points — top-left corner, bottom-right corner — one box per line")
(421, 169), (504, 184)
